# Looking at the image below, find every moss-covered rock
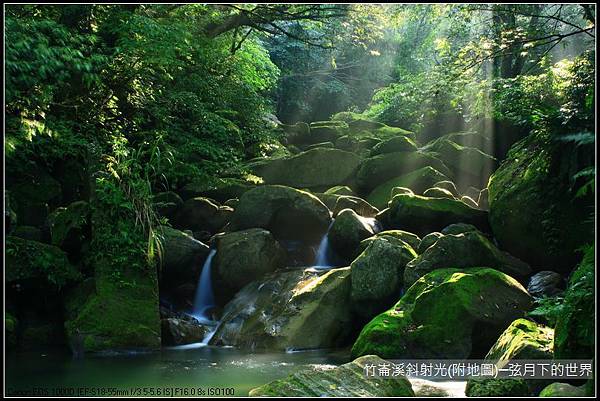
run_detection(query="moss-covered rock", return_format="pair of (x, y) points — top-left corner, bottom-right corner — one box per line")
(152, 191), (184, 219)
(461, 195), (479, 209)
(356, 152), (451, 193)
(214, 228), (287, 297)
(308, 120), (348, 143)
(359, 229), (421, 254)
(329, 209), (378, 260)
(417, 232), (443, 254)
(487, 131), (593, 271)
(174, 197), (231, 233)
(324, 185), (355, 196)
(157, 226), (210, 287)
(351, 268), (533, 359)
(179, 177), (255, 203)
(486, 318), (554, 362)
(280, 122), (310, 145)
(230, 185), (332, 243)
(6, 236), (81, 287)
(366, 166), (449, 209)
(404, 231), (531, 287)
(304, 141), (335, 150)
(211, 267), (353, 350)
(252, 148), (361, 190)
(465, 378), (530, 397)
(441, 223), (479, 235)
(539, 382), (588, 397)
(49, 200), (90, 252)
(370, 135), (418, 156)
(386, 193), (489, 236)
(351, 236), (417, 319)
(554, 245), (595, 359)
(249, 355), (414, 397)
(332, 196), (379, 218)
(433, 180), (459, 196)
(423, 187), (455, 199)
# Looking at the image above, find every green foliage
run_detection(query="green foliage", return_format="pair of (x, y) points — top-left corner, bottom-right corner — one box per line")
(527, 296), (564, 327)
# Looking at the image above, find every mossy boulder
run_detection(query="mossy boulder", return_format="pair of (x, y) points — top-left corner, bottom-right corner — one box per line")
(356, 151), (451, 193)
(304, 141), (335, 150)
(5, 236), (81, 287)
(370, 135), (418, 156)
(179, 177), (255, 203)
(539, 382), (588, 397)
(152, 191), (184, 219)
(351, 268), (533, 359)
(441, 223), (478, 235)
(417, 232), (443, 253)
(386, 193), (489, 236)
(465, 378), (530, 397)
(332, 196), (379, 218)
(252, 148), (360, 190)
(161, 318), (207, 346)
(156, 226), (210, 287)
(329, 209), (379, 260)
(249, 355), (414, 397)
(423, 187), (455, 199)
(487, 131), (593, 271)
(359, 229), (421, 254)
(280, 122), (310, 144)
(404, 231), (531, 287)
(211, 267), (353, 350)
(324, 185), (355, 196)
(174, 197), (232, 233)
(351, 236), (417, 319)
(433, 180), (459, 196)
(230, 185), (332, 243)
(308, 121), (348, 143)
(366, 166), (449, 209)
(461, 195), (479, 209)
(214, 228), (287, 298)
(486, 318), (554, 362)
(554, 246), (595, 360)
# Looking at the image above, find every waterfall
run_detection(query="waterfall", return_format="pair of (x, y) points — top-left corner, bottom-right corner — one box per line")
(313, 221), (335, 269)
(191, 248), (217, 323)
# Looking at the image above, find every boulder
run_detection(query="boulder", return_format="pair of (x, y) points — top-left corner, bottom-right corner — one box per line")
(180, 177), (255, 203)
(324, 185), (355, 196)
(391, 186), (415, 197)
(249, 355), (414, 397)
(152, 191), (183, 219)
(423, 187), (455, 199)
(386, 193), (489, 236)
(351, 236), (417, 319)
(305, 141), (334, 150)
(329, 209), (379, 260)
(359, 230), (421, 254)
(366, 166), (448, 209)
(174, 197), (232, 233)
(488, 131), (593, 271)
(441, 223), (479, 235)
(356, 152), (451, 193)
(211, 267), (353, 350)
(161, 318), (207, 346)
(280, 122), (310, 145)
(478, 188), (489, 210)
(308, 121), (348, 143)
(332, 196), (379, 218)
(252, 148), (360, 190)
(229, 185), (332, 243)
(404, 231), (531, 287)
(157, 226), (210, 286)
(370, 135), (418, 156)
(351, 268), (533, 359)
(527, 271), (565, 298)
(417, 232), (443, 254)
(461, 195), (479, 209)
(466, 378), (530, 397)
(539, 382), (588, 397)
(486, 318), (554, 362)
(213, 228), (287, 297)
(433, 180), (459, 196)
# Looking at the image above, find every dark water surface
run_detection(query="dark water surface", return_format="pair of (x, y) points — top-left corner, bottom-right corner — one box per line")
(6, 345), (351, 397)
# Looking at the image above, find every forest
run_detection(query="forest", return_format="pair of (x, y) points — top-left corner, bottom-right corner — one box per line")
(4, 3), (596, 398)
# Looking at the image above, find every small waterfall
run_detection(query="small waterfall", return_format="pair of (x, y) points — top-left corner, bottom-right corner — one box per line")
(314, 222), (335, 269)
(191, 248), (217, 323)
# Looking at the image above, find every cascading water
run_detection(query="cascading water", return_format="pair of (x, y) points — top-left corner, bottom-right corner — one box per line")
(313, 221), (335, 269)
(192, 249), (217, 323)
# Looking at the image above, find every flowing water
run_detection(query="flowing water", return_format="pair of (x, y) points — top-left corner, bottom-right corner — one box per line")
(191, 249), (217, 322)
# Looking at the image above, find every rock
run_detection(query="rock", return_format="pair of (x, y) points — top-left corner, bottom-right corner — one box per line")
(48, 200), (90, 253)
(280, 122), (310, 145)
(486, 318), (554, 362)
(223, 198), (239, 208)
(157, 226), (210, 287)
(211, 267), (353, 350)
(527, 271), (565, 298)
(161, 318), (207, 346)
(347, 117), (386, 131)
(332, 196), (379, 218)
(6, 236), (81, 287)
(180, 177), (255, 203)
(11, 225), (43, 242)
(324, 185), (355, 196)
(424, 138), (496, 190)
(386, 193), (489, 236)
(488, 131), (593, 271)
(464, 186), (482, 200)
(440, 130), (493, 150)
(539, 382), (588, 397)
(308, 121), (348, 143)
(423, 187), (455, 199)
(351, 236), (417, 319)
(478, 188), (489, 210)
(329, 209), (378, 260)
(370, 135), (418, 156)
(404, 231), (531, 288)
(391, 186), (415, 197)
(366, 166), (448, 209)
(214, 229), (287, 298)
(229, 185), (332, 243)
(174, 197), (231, 233)
(554, 246), (594, 360)
(249, 355), (415, 397)
(441, 223), (479, 235)
(152, 191), (183, 219)
(417, 232), (443, 253)
(357, 152), (451, 193)
(305, 141), (334, 150)
(351, 268), (533, 359)
(433, 180), (459, 196)
(359, 230), (421, 254)
(461, 195), (479, 208)
(466, 378), (530, 397)
(252, 148), (360, 190)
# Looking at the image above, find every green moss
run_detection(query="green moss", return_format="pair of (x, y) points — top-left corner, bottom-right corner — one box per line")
(486, 318), (554, 361)
(539, 382), (587, 397)
(50, 200), (90, 247)
(351, 268), (532, 359)
(466, 378), (530, 397)
(359, 229), (421, 253)
(5, 236), (81, 287)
